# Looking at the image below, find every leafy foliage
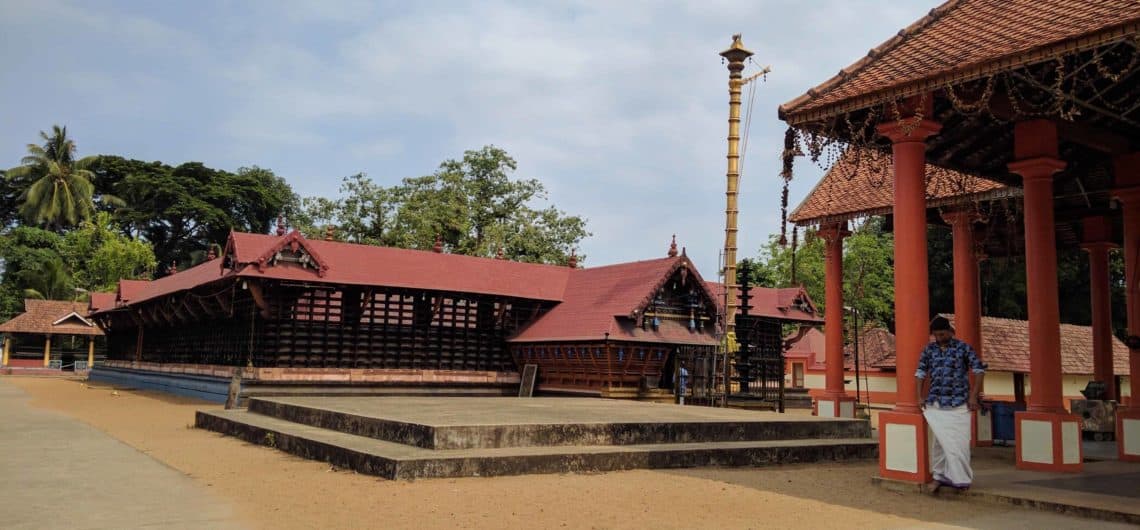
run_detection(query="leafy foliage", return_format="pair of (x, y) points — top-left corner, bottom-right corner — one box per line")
(752, 218), (894, 327)
(293, 146), (589, 264)
(93, 157), (294, 268)
(60, 212), (156, 292)
(0, 227), (71, 318)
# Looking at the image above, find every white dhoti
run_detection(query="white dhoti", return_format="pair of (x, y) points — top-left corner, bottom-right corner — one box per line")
(923, 403), (973, 488)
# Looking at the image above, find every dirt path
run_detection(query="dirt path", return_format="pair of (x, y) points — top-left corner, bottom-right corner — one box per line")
(5, 377), (1121, 530)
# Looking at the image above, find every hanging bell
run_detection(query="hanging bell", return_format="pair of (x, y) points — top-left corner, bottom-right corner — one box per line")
(652, 316), (661, 329)
(688, 318), (696, 331)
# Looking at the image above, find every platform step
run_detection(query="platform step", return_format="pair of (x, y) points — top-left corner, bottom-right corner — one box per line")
(196, 409), (878, 480)
(245, 396), (872, 449)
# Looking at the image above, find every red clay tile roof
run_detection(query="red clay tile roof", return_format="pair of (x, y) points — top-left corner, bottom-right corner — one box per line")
(509, 256), (720, 344)
(780, 0), (1140, 123)
(116, 279), (151, 304)
(124, 259), (235, 306)
(705, 282), (823, 324)
(112, 232), (575, 308)
(0, 299), (103, 336)
(785, 328), (826, 369)
(943, 314), (1131, 375)
(790, 148), (1013, 225)
(88, 292), (116, 313)
(844, 327), (897, 372)
(835, 315), (1130, 375)
(232, 232), (573, 302)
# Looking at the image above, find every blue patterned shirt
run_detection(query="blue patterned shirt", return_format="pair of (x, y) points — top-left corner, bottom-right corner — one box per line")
(915, 338), (986, 407)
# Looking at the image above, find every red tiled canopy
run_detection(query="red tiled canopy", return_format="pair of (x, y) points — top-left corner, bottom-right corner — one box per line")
(509, 256), (721, 344)
(789, 148), (1014, 225)
(705, 282), (822, 324)
(848, 315), (1130, 375)
(944, 314), (1131, 375)
(780, 0), (1140, 123)
(0, 299), (103, 336)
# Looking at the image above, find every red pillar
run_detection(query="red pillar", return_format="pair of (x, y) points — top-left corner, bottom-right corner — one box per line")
(1113, 154), (1140, 462)
(1081, 216), (1117, 402)
(874, 103), (940, 484)
(1008, 120), (1081, 472)
(816, 222), (855, 418)
(942, 210), (984, 357)
(943, 209), (990, 446)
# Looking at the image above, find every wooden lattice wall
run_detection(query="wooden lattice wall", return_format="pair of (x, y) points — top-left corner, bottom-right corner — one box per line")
(101, 280), (554, 371)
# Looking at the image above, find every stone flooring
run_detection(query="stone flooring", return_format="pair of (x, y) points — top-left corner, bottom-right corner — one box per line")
(0, 379), (245, 529)
(968, 454), (1140, 525)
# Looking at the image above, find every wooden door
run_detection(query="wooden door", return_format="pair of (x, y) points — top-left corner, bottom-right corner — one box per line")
(792, 363), (805, 388)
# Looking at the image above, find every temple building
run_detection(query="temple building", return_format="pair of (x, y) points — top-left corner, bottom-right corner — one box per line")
(778, 0), (1140, 475)
(87, 229), (812, 402)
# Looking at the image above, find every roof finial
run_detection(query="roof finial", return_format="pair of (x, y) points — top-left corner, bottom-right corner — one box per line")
(206, 245), (217, 261)
(668, 234), (678, 257)
(681, 246), (687, 257)
(567, 249), (578, 268)
(275, 214), (286, 236)
(496, 246), (505, 260)
(325, 224), (335, 242)
(432, 234), (443, 253)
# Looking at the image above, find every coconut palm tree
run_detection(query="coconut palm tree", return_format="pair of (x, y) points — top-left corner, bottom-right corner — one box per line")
(7, 125), (97, 230)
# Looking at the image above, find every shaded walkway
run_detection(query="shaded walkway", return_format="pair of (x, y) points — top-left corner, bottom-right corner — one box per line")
(0, 378), (244, 529)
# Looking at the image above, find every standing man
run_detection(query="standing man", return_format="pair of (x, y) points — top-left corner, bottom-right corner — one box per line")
(916, 316), (986, 491)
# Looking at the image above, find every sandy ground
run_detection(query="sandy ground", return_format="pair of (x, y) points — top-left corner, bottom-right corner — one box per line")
(6, 378), (1115, 530)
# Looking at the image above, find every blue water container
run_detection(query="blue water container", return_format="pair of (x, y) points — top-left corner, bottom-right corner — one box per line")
(990, 401), (1026, 444)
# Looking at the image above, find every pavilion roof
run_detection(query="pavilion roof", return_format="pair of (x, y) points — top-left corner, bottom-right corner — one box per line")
(851, 314), (1130, 375)
(509, 256), (721, 344)
(779, 0), (1140, 124)
(0, 299), (103, 337)
(789, 148), (1015, 225)
(705, 282), (823, 325)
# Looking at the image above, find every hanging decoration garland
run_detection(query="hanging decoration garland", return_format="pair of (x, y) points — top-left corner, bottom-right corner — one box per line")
(776, 35), (1140, 247)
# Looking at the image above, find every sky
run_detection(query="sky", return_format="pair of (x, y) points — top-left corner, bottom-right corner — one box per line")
(0, 0), (941, 277)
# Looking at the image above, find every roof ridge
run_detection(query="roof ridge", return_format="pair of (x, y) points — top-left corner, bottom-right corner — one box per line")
(574, 256), (677, 272)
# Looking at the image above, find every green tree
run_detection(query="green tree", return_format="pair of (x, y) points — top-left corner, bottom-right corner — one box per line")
(294, 146), (590, 264)
(60, 212), (156, 292)
(6, 125), (97, 229)
(0, 227), (72, 316)
(752, 218), (894, 328)
(97, 158), (294, 268)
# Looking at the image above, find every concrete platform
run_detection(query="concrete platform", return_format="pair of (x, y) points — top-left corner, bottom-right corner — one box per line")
(197, 396), (877, 480)
(246, 396), (871, 449)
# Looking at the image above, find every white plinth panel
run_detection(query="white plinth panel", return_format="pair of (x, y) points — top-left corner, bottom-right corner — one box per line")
(976, 409), (993, 443)
(1061, 421), (1080, 464)
(817, 400), (835, 418)
(839, 400), (855, 418)
(1124, 418), (1140, 457)
(885, 423), (918, 473)
(1021, 420), (1054, 464)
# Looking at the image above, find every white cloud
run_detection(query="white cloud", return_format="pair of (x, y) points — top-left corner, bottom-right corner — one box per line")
(1, 0), (941, 275)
